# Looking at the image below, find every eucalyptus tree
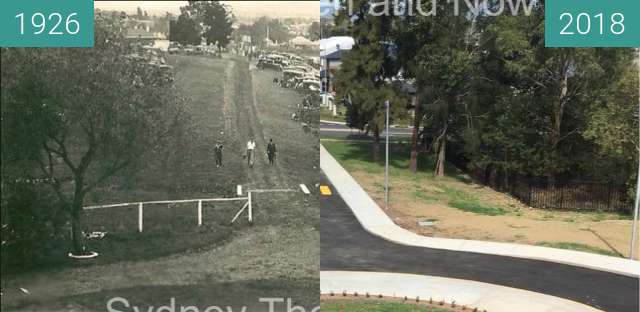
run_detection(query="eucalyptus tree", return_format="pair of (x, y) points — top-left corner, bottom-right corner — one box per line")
(393, 0), (479, 176)
(333, 0), (407, 162)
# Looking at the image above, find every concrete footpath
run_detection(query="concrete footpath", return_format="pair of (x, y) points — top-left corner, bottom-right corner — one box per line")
(321, 271), (603, 312)
(320, 144), (640, 278)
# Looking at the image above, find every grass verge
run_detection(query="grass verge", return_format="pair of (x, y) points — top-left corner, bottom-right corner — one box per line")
(320, 107), (346, 122)
(535, 242), (621, 257)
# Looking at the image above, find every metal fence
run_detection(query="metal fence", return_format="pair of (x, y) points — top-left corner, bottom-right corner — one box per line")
(515, 180), (632, 213)
(467, 169), (633, 213)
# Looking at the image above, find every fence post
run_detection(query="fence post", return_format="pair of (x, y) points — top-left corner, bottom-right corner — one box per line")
(138, 202), (143, 233)
(248, 192), (253, 223)
(197, 200), (202, 226)
(559, 184), (564, 210)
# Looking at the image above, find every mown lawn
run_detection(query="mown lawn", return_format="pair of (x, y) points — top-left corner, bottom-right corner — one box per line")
(320, 106), (346, 122)
(322, 140), (506, 216)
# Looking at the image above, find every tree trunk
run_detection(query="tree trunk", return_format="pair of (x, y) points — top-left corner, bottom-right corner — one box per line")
(372, 126), (380, 163)
(503, 149), (509, 191)
(549, 62), (569, 182)
(434, 123), (447, 177)
(409, 95), (421, 173)
(484, 164), (493, 185)
(70, 205), (84, 254)
(70, 175), (86, 254)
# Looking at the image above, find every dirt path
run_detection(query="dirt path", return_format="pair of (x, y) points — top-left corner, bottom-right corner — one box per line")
(226, 57), (287, 189)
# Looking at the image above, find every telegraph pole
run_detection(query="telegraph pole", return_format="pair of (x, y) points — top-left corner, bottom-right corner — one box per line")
(630, 48), (640, 260)
(385, 100), (390, 210)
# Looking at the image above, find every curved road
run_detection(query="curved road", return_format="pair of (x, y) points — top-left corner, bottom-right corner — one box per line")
(320, 174), (639, 312)
(320, 121), (413, 139)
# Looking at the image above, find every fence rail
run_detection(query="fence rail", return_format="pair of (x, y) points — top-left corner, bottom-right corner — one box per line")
(83, 196), (249, 210)
(84, 196), (250, 232)
(81, 186), (310, 232)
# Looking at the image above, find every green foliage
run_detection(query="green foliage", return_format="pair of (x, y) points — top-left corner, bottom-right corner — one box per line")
(323, 140), (506, 216)
(333, 0), (408, 150)
(320, 18), (349, 38)
(392, 0), (479, 175)
(583, 63), (639, 197)
(462, 2), (638, 187)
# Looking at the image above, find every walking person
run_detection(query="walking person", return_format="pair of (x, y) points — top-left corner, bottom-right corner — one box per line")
(246, 138), (256, 168)
(214, 141), (224, 168)
(267, 139), (277, 165)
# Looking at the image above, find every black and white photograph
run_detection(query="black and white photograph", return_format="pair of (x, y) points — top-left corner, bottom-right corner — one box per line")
(1, 1), (320, 311)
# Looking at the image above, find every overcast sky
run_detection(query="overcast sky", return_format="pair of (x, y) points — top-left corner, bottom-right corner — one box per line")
(95, 1), (319, 19)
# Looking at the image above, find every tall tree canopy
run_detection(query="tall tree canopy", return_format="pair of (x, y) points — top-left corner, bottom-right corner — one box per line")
(333, 0), (408, 161)
(170, 1), (233, 48)
(393, 0), (478, 176)
(468, 1), (637, 186)
(170, 12), (201, 45)
(307, 21), (321, 41)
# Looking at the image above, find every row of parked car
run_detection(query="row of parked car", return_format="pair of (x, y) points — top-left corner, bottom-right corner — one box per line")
(257, 52), (321, 92)
(168, 43), (223, 56)
(125, 45), (174, 83)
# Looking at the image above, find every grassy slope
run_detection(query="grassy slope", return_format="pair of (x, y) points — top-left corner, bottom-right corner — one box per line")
(1, 55), (319, 311)
(320, 107), (346, 122)
(322, 140), (507, 216)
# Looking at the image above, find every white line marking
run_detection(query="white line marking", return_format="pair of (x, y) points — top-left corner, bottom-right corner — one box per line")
(299, 184), (310, 194)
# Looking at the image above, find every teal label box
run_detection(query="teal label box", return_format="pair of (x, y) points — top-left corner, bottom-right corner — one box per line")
(546, 0), (640, 47)
(0, 0), (94, 47)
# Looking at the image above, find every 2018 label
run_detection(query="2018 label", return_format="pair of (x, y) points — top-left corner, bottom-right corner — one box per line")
(559, 13), (624, 36)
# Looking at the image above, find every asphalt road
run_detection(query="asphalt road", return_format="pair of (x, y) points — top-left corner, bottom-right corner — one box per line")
(320, 174), (639, 312)
(320, 121), (413, 139)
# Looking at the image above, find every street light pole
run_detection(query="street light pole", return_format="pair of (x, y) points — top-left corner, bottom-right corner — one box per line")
(385, 100), (390, 210)
(630, 48), (640, 260)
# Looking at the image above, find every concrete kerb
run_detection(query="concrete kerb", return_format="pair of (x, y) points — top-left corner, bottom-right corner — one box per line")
(320, 271), (604, 312)
(320, 144), (640, 278)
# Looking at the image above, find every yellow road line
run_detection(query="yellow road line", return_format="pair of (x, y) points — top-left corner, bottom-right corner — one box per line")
(320, 185), (332, 196)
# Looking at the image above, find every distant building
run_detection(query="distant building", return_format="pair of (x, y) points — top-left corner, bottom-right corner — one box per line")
(289, 36), (317, 49)
(320, 36), (354, 93)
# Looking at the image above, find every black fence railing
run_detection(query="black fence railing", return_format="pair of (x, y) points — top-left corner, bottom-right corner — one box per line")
(466, 168), (633, 213)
